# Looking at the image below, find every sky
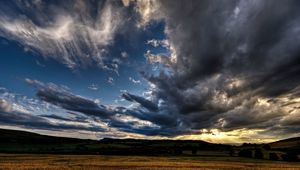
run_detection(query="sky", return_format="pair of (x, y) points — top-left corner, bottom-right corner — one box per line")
(0, 0), (300, 144)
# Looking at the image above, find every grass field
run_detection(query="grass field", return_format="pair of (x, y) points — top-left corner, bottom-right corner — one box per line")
(0, 154), (300, 170)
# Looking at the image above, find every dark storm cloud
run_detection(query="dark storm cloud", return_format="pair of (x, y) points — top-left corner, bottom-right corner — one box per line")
(127, 0), (300, 137)
(151, 0), (300, 92)
(158, 0), (300, 81)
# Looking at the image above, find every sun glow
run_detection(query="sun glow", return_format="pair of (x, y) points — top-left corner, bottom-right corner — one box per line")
(174, 128), (277, 144)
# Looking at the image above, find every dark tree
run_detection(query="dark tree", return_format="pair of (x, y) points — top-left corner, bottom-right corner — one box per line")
(254, 149), (264, 159)
(174, 148), (182, 155)
(230, 149), (234, 156)
(192, 148), (197, 155)
(282, 152), (299, 162)
(262, 144), (271, 150)
(238, 149), (252, 158)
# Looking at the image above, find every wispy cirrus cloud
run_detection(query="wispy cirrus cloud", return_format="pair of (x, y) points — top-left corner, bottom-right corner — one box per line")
(129, 77), (141, 84)
(0, 0), (126, 69)
(88, 84), (99, 91)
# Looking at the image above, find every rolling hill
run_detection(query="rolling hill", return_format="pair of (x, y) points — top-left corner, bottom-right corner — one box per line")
(269, 137), (300, 150)
(0, 128), (230, 155)
(0, 128), (299, 161)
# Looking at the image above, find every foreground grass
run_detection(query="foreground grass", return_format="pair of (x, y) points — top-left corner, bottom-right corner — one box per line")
(0, 154), (300, 170)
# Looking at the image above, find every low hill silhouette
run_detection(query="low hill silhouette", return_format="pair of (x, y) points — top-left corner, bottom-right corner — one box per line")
(0, 128), (299, 161)
(269, 137), (300, 150)
(0, 128), (230, 155)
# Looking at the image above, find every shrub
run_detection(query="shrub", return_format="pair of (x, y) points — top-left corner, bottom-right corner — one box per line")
(269, 153), (279, 161)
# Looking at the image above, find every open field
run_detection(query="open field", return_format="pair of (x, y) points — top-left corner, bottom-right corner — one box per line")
(0, 154), (300, 170)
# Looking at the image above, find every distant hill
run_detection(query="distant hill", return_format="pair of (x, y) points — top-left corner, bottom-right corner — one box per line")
(1, 128), (300, 161)
(0, 128), (230, 155)
(0, 128), (91, 144)
(269, 137), (300, 150)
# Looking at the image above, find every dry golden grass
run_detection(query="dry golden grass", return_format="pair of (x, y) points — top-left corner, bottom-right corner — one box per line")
(0, 154), (300, 170)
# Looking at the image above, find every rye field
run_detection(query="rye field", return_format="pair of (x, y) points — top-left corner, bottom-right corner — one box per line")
(0, 154), (300, 170)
